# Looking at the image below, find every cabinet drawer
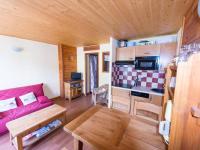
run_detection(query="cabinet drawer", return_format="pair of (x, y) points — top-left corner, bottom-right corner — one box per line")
(133, 95), (162, 106)
(112, 102), (130, 113)
(133, 96), (150, 102)
(150, 95), (163, 106)
(112, 96), (130, 105)
(112, 88), (130, 98)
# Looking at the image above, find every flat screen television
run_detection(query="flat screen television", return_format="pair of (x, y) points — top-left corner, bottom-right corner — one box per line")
(71, 72), (82, 81)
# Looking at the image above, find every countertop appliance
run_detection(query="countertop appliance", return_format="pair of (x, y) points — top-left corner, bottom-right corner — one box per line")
(119, 40), (128, 47)
(135, 56), (159, 70)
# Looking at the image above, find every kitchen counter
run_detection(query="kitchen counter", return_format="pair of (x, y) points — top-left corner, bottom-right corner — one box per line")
(112, 85), (164, 96)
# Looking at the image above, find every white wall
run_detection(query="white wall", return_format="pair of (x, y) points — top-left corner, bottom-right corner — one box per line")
(108, 37), (118, 108)
(99, 44), (111, 85)
(0, 35), (60, 98)
(77, 43), (111, 95)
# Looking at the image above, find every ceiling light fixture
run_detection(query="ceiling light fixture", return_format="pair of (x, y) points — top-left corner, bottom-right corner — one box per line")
(12, 47), (24, 52)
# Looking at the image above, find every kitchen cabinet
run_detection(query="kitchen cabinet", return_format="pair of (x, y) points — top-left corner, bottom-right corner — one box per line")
(135, 45), (160, 57)
(151, 95), (163, 106)
(111, 87), (163, 117)
(112, 87), (131, 113)
(160, 43), (177, 69)
(116, 43), (177, 64)
(116, 46), (135, 61)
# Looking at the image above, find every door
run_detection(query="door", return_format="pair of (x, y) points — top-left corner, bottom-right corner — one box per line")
(116, 47), (135, 61)
(169, 53), (200, 150)
(85, 53), (99, 94)
(89, 54), (98, 91)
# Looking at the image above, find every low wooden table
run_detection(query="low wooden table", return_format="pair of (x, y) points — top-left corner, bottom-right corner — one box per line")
(64, 105), (165, 150)
(6, 104), (66, 150)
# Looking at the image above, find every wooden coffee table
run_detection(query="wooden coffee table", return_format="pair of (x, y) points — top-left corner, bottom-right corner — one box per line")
(6, 104), (66, 150)
(64, 105), (165, 150)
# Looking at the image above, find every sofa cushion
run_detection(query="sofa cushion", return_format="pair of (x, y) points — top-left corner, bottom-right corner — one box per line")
(37, 96), (51, 104)
(0, 97), (17, 112)
(0, 83), (44, 106)
(19, 92), (37, 106)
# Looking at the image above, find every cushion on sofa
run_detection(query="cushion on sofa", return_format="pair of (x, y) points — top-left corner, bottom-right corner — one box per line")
(37, 96), (51, 104)
(0, 97), (17, 112)
(0, 83), (44, 106)
(19, 92), (37, 106)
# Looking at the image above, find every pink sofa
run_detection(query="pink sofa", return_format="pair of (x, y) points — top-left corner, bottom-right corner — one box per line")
(0, 83), (54, 135)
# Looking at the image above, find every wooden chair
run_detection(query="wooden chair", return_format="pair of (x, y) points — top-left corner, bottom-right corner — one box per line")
(133, 101), (162, 124)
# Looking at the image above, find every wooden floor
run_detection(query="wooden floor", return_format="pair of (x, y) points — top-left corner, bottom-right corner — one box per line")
(0, 95), (166, 150)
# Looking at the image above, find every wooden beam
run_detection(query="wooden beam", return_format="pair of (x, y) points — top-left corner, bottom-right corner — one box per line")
(58, 44), (65, 98)
(84, 45), (100, 51)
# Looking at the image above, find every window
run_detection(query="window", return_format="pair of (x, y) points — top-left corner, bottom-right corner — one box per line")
(102, 52), (110, 72)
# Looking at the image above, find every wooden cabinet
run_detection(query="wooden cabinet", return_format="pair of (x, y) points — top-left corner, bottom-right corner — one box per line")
(112, 88), (131, 113)
(160, 43), (177, 69)
(151, 95), (163, 106)
(116, 43), (177, 66)
(111, 87), (163, 117)
(135, 45), (160, 57)
(116, 47), (135, 61)
(64, 80), (83, 102)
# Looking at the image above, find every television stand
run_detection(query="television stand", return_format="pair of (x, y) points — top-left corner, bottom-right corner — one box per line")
(64, 80), (83, 102)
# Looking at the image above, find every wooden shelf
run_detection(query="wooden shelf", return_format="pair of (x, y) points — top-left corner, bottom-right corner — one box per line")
(23, 124), (62, 147)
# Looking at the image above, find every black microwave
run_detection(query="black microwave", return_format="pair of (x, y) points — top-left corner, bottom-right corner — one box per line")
(135, 56), (159, 70)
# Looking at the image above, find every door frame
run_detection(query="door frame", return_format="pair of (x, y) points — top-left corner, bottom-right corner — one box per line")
(84, 52), (99, 95)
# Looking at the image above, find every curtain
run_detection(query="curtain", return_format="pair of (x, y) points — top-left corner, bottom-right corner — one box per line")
(89, 55), (98, 91)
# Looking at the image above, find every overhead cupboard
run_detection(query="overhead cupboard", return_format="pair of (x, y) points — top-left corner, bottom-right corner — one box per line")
(135, 44), (160, 57)
(116, 46), (135, 61)
(116, 42), (177, 69)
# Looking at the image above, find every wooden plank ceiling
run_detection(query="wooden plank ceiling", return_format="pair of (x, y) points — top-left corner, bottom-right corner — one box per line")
(0, 0), (195, 46)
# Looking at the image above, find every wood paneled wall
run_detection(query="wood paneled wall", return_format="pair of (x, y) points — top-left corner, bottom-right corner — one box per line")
(58, 44), (77, 98)
(182, 0), (200, 44)
(169, 1), (200, 149)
